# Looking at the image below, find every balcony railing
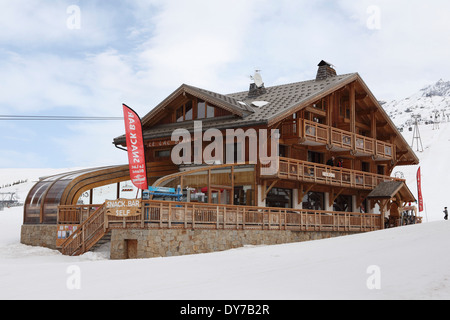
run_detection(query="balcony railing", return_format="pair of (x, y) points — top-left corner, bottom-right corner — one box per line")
(260, 157), (401, 190)
(281, 119), (394, 160)
(58, 200), (382, 235)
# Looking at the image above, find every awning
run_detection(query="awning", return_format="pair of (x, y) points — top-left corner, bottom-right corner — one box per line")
(367, 181), (416, 203)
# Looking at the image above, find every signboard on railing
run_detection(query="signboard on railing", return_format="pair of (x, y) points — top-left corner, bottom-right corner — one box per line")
(56, 224), (78, 248)
(105, 199), (141, 217)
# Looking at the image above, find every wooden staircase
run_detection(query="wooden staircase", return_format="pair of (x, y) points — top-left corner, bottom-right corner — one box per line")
(61, 204), (108, 256)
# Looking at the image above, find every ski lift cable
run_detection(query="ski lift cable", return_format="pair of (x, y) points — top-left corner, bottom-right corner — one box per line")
(0, 115), (123, 121)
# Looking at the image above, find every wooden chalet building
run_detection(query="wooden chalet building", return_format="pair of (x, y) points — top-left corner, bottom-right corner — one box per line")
(114, 60), (418, 215)
(21, 60), (420, 258)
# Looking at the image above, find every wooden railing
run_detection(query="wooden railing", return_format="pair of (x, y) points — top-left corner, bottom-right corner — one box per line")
(261, 157), (401, 189)
(60, 204), (107, 256)
(281, 119), (393, 159)
(304, 120), (329, 144)
(57, 200), (382, 255)
(58, 204), (102, 225)
(104, 200), (382, 233)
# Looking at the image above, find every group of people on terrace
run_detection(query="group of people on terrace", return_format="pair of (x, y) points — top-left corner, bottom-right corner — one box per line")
(326, 156), (343, 168)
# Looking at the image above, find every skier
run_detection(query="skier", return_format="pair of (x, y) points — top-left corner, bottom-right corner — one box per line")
(444, 207), (448, 220)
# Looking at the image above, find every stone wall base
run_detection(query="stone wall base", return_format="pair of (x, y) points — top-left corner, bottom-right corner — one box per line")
(20, 225), (360, 259)
(20, 224), (58, 250)
(110, 229), (359, 260)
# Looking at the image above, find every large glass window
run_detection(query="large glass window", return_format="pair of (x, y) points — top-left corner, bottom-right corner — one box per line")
(266, 188), (292, 208)
(333, 194), (353, 212)
(302, 191), (324, 210)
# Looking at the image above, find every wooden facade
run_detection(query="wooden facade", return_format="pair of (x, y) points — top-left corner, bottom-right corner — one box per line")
(113, 61), (418, 218)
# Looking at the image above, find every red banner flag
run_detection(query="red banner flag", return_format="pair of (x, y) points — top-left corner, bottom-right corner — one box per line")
(417, 167), (423, 212)
(123, 104), (148, 190)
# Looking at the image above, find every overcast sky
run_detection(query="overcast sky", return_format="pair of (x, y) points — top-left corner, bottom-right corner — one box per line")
(1, 0), (450, 168)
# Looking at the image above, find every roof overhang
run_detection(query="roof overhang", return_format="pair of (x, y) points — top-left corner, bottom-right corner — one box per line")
(140, 84), (250, 128)
(367, 180), (416, 203)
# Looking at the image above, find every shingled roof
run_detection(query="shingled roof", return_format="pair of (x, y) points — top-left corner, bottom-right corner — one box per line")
(114, 72), (359, 144)
(226, 72), (357, 125)
(367, 181), (416, 203)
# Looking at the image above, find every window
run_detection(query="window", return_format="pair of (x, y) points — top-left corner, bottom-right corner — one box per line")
(302, 192), (324, 210)
(177, 99), (216, 122)
(206, 104), (215, 118)
(307, 151), (323, 164)
(266, 188), (292, 208)
(279, 145), (288, 157)
(197, 100), (206, 119)
(185, 101), (193, 121)
(333, 195), (352, 212)
(176, 101), (193, 122)
(176, 106), (184, 122)
(155, 149), (171, 159)
(196, 99), (215, 120)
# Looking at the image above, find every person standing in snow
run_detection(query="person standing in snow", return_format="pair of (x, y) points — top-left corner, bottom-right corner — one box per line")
(444, 207), (448, 220)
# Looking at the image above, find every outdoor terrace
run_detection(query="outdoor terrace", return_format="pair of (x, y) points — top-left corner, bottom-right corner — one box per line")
(260, 157), (402, 190)
(281, 119), (394, 160)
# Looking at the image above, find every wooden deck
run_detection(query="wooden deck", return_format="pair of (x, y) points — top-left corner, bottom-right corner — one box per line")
(260, 157), (402, 190)
(58, 200), (382, 256)
(281, 119), (394, 160)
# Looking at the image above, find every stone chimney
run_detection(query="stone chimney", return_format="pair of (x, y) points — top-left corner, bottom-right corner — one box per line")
(316, 60), (337, 81)
(248, 70), (267, 97)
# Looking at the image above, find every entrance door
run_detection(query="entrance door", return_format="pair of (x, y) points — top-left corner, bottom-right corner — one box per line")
(210, 187), (232, 205)
(125, 239), (138, 259)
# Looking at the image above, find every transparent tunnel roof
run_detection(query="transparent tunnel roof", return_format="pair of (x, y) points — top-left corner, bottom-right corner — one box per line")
(23, 166), (127, 224)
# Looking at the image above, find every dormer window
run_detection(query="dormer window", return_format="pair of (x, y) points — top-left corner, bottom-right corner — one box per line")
(176, 100), (193, 122)
(177, 99), (216, 122)
(197, 99), (215, 119)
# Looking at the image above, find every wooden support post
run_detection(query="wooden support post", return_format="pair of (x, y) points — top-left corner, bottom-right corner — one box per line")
(350, 82), (356, 134)
(231, 166), (234, 205)
(207, 169), (211, 204)
(329, 188), (345, 207)
(262, 179), (280, 202)
(298, 184), (314, 205)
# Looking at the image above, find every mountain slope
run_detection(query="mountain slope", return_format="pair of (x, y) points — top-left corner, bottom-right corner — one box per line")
(382, 79), (450, 222)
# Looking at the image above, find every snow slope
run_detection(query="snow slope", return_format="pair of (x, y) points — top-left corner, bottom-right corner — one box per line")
(1, 205), (450, 300)
(383, 79), (450, 222)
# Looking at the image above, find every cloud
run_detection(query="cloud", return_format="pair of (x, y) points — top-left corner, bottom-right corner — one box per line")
(52, 121), (128, 168)
(336, 0), (450, 99)
(0, 0), (124, 49)
(2, 0), (450, 169)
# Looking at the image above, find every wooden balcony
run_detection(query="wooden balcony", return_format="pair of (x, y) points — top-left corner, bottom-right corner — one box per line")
(281, 119), (394, 160)
(58, 200), (382, 251)
(260, 157), (401, 190)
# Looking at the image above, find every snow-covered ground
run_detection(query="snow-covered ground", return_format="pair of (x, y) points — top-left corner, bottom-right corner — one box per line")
(1, 204), (450, 300)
